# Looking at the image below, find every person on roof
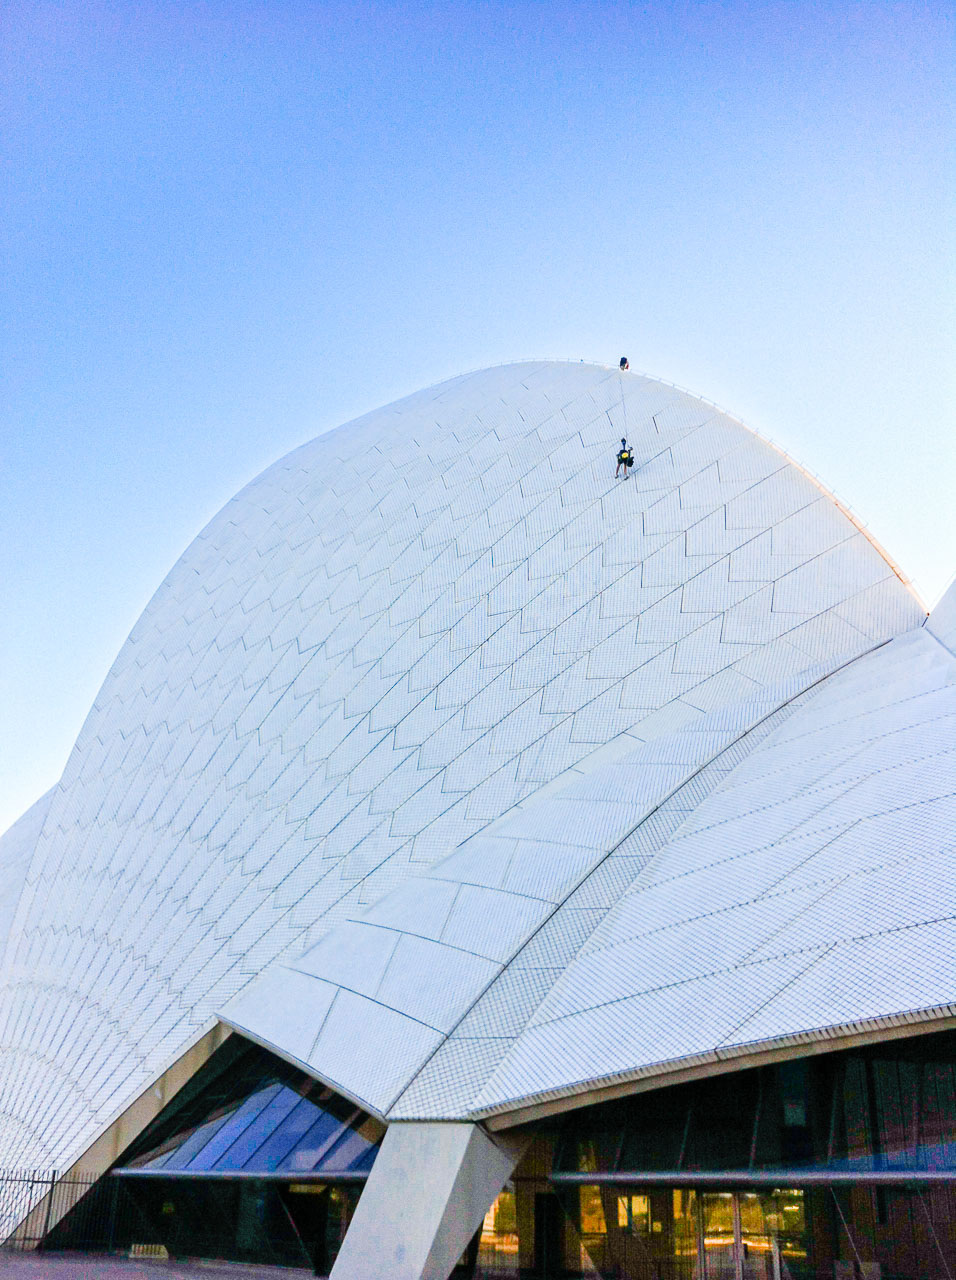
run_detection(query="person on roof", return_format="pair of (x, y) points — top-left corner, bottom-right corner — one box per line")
(620, 356), (630, 371)
(615, 438), (634, 478)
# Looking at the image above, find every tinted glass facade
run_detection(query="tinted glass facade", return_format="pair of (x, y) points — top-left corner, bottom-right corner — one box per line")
(465, 1030), (956, 1279)
(554, 1030), (956, 1179)
(123, 1036), (384, 1176)
(39, 1030), (956, 1276)
(43, 1036), (381, 1272)
(470, 1178), (954, 1279)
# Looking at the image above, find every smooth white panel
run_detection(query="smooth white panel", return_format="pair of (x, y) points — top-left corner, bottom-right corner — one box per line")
(223, 966), (338, 1067)
(308, 990), (444, 1113)
(374, 935), (499, 1032)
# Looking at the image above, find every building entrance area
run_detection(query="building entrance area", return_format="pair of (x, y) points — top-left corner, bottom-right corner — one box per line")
(472, 1179), (954, 1279)
(472, 1183), (812, 1278)
(699, 1190), (806, 1279)
(570, 1186), (809, 1279)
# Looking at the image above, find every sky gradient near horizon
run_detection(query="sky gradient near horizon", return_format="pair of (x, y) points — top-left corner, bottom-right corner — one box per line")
(2, 0), (954, 834)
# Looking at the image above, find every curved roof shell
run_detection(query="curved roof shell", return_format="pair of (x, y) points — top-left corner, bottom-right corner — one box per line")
(0, 361), (928, 1169)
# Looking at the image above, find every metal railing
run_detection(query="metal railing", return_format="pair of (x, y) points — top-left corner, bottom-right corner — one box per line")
(0, 1168), (99, 1251)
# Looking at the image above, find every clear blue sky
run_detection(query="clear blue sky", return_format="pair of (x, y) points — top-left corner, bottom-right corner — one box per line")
(1, 0), (953, 834)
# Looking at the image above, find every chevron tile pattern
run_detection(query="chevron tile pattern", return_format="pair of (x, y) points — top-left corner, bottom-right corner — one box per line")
(0, 362), (927, 1168)
(467, 625), (956, 1116)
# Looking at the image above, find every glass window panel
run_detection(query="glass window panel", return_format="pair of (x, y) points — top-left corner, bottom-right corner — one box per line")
(778, 1060), (809, 1127)
(929, 1062), (956, 1169)
(214, 1086), (304, 1170)
(672, 1189), (699, 1278)
(475, 1187), (520, 1276)
(597, 1186), (699, 1280)
(317, 1123), (379, 1173)
(873, 1060), (907, 1167)
(576, 1129), (621, 1173)
(699, 1191), (735, 1278)
(247, 1096), (324, 1171)
(683, 1074), (759, 1171)
(185, 1085), (283, 1171)
(136, 1148), (175, 1171)
(116, 1037), (384, 1183)
(843, 1058), (873, 1166)
(741, 1190), (810, 1280)
(897, 1059), (920, 1164)
(277, 1112), (349, 1174)
(132, 1146), (177, 1171)
(615, 1193), (650, 1232)
(578, 1185), (606, 1236)
(310, 1085), (361, 1125)
(149, 1110), (239, 1172)
(618, 1099), (688, 1171)
(123, 1036), (259, 1162)
(344, 1141), (378, 1173)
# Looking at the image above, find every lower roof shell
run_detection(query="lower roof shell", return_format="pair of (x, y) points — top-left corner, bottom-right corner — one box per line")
(225, 623), (956, 1122)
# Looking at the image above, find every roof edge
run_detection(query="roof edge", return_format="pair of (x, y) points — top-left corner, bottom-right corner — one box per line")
(479, 1006), (956, 1130)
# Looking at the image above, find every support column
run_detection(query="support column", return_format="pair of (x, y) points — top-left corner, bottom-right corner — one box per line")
(330, 1121), (527, 1280)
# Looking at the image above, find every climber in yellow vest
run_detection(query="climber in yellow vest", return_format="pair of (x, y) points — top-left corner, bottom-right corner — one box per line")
(615, 437), (634, 478)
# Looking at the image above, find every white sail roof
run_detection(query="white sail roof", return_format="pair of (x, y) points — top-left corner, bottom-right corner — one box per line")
(0, 361), (931, 1169)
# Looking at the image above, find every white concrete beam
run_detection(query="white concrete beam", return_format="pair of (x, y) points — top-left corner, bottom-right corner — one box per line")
(329, 1121), (526, 1280)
